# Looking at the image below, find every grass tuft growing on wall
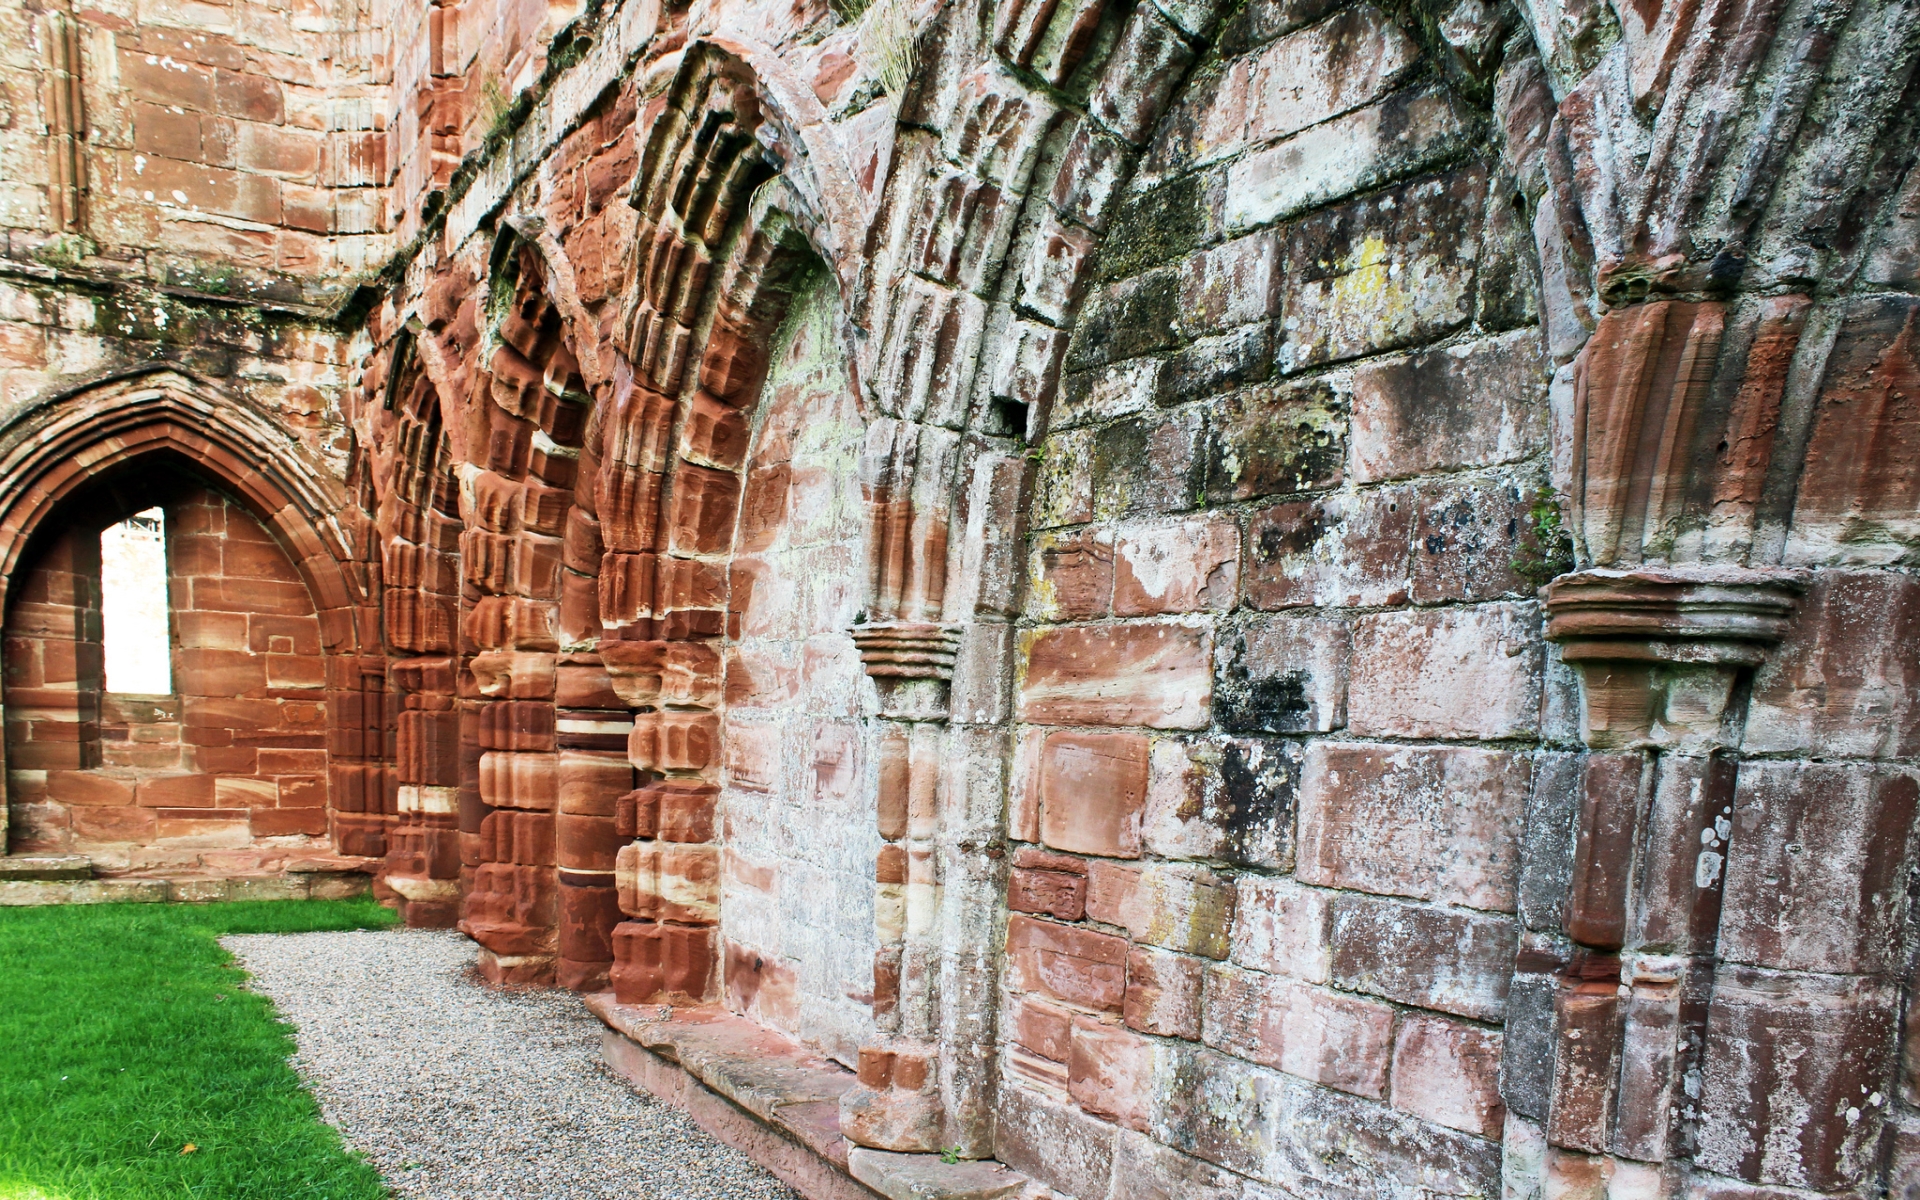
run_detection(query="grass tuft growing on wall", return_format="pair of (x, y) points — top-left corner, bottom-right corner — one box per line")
(0, 898), (398, 1200)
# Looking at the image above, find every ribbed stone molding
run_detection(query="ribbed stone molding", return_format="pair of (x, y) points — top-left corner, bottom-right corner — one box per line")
(1544, 567), (1809, 665)
(850, 622), (965, 680)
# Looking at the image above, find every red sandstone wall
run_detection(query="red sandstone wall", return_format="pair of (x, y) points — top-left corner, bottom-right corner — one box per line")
(5, 485), (329, 873)
(718, 274), (877, 1065)
(1, 0), (1917, 1191)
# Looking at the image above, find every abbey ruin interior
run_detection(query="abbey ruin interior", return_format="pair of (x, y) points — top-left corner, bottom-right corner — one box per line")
(1, 0), (1917, 1188)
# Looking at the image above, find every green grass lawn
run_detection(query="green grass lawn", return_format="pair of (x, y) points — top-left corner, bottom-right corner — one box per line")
(0, 897), (398, 1200)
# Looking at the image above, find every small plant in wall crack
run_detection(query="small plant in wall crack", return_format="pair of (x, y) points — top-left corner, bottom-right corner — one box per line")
(1512, 484), (1576, 589)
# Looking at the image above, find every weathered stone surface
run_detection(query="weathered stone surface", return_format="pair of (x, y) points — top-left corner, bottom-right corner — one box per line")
(1244, 488), (1413, 610)
(1200, 377), (1348, 504)
(1329, 894), (1515, 1020)
(1141, 735), (1302, 869)
(11, 0), (1917, 1192)
(1037, 731), (1150, 858)
(1719, 761), (1918, 976)
(1296, 742), (1532, 911)
(1351, 330), (1549, 482)
(1390, 1013), (1505, 1137)
(1745, 571), (1920, 758)
(1086, 859), (1236, 958)
(1018, 624), (1213, 729)
(1213, 614), (1349, 734)
(1006, 915), (1129, 1011)
(1696, 968), (1899, 1192)
(1201, 962), (1395, 1097)
(1346, 603), (1543, 739)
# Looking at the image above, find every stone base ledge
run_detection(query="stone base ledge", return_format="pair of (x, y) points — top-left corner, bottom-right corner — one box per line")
(0, 854), (94, 881)
(584, 993), (1044, 1200)
(0, 870), (371, 907)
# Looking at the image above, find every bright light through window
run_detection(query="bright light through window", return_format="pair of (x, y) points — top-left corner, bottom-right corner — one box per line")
(100, 507), (172, 695)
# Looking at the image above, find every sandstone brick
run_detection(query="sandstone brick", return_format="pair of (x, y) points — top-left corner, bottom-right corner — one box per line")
(1409, 477), (1538, 604)
(1720, 762), (1918, 976)
(1390, 1013), (1505, 1137)
(1746, 571), (1920, 758)
(1696, 967), (1898, 1191)
(1351, 330), (1549, 482)
(1027, 528), (1114, 621)
(1018, 623), (1212, 729)
(1006, 914), (1129, 1011)
(1011, 993), (1076, 1061)
(1202, 963), (1393, 1097)
(1244, 6), (1421, 146)
(1297, 742), (1531, 911)
(1124, 945), (1204, 1038)
(1141, 735), (1301, 869)
(1150, 1043), (1502, 1194)
(1346, 603), (1543, 740)
(1224, 85), (1474, 233)
(1276, 164), (1486, 372)
(1009, 864), (1089, 920)
(1244, 488), (1411, 609)
(1068, 1017), (1158, 1130)
(1091, 411), (1205, 520)
(1230, 875), (1333, 982)
(995, 1080), (1118, 1200)
(1038, 731), (1148, 858)
(1213, 613), (1349, 733)
(1110, 519), (1239, 616)
(1329, 894), (1514, 1021)
(1198, 378), (1351, 506)
(1085, 860), (1235, 958)
(1175, 231), (1281, 339)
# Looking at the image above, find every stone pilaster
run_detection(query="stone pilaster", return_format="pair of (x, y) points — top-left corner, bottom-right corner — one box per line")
(1515, 567), (1806, 1194)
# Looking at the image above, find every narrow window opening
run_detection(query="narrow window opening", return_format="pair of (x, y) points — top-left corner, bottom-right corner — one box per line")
(99, 506), (172, 695)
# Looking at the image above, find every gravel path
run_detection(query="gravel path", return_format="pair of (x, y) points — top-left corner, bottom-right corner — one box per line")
(224, 928), (799, 1200)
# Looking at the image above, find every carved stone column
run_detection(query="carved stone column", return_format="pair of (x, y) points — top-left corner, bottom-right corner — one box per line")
(840, 619), (962, 1152)
(1523, 567), (1805, 1193)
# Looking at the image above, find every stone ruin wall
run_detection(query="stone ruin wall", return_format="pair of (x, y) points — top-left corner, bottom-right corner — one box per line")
(0, 0), (1918, 1191)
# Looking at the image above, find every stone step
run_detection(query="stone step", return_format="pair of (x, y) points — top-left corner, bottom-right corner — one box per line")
(0, 854), (95, 881)
(0, 871), (372, 906)
(587, 994), (1045, 1200)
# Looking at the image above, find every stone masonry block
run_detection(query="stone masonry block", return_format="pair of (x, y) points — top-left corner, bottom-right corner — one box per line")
(1202, 962), (1394, 1097)
(1069, 1017), (1159, 1130)
(1086, 860), (1235, 958)
(1245, 488), (1412, 610)
(1329, 894), (1514, 1021)
(1214, 613), (1350, 734)
(1720, 761), (1918, 976)
(1142, 735), (1301, 869)
(1746, 571), (1920, 758)
(1018, 623), (1212, 729)
(1112, 519), (1239, 616)
(1007, 914), (1129, 1011)
(1696, 967), (1898, 1192)
(1297, 742), (1532, 911)
(1351, 329), (1549, 482)
(1230, 875), (1334, 983)
(1125, 945), (1204, 1039)
(1347, 602), (1543, 740)
(1039, 731), (1149, 858)
(1201, 377), (1348, 504)
(1390, 1013), (1505, 1137)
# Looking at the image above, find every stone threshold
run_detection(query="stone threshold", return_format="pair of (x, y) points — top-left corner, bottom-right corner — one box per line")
(584, 992), (1039, 1200)
(0, 854), (375, 906)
